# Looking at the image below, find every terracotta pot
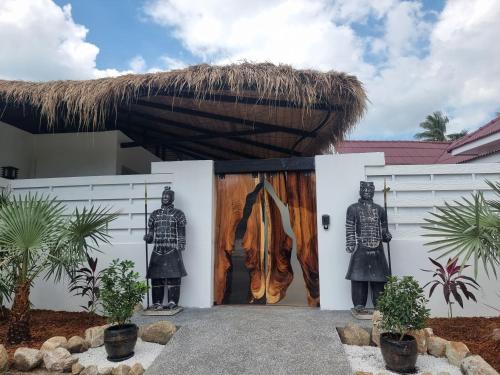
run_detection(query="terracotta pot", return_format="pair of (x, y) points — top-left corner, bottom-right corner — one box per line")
(103, 324), (138, 362)
(380, 332), (418, 373)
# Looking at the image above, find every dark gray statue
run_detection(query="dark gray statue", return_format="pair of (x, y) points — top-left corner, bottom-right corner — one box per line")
(345, 181), (391, 312)
(144, 186), (187, 310)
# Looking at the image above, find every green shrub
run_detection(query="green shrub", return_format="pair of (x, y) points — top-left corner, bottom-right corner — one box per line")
(377, 276), (430, 341)
(100, 259), (148, 325)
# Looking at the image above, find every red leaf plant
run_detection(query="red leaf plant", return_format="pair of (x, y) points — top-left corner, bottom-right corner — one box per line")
(422, 257), (480, 318)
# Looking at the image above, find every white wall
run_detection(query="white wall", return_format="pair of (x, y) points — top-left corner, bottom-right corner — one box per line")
(468, 152), (500, 163)
(0, 122), (160, 178)
(0, 122), (34, 178)
(317, 156), (500, 317)
(7, 159), (215, 310)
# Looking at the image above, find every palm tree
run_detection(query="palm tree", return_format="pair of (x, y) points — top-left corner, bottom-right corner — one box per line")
(447, 130), (468, 141)
(415, 111), (449, 141)
(0, 194), (118, 344)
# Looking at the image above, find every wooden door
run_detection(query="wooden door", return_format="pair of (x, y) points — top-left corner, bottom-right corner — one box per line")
(214, 171), (319, 307)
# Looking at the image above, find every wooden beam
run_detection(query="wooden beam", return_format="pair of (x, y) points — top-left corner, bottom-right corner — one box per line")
(121, 123), (248, 159)
(214, 157), (315, 174)
(124, 111), (301, 156)
(152, 90), (342, 111)
(135, 99), (314, 138)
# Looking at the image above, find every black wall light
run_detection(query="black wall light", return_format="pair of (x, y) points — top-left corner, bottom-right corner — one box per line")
(322, 214), (330, 230)
(1, 166), (19, 180)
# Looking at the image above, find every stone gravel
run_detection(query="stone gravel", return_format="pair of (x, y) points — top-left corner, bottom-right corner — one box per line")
(73, 339), (163, 371)
(344, 344), (462, 375)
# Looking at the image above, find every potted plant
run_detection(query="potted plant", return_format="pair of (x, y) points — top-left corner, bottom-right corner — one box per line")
(377, 276), (430, 373)
(100, 259), (148, 362)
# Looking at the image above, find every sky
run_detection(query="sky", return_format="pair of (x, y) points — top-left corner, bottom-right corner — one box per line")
(0, 0), (499, 140)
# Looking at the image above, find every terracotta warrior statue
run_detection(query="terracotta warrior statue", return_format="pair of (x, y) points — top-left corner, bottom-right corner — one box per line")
(144, 186), (187, 310)
(345, 181), (391, 312)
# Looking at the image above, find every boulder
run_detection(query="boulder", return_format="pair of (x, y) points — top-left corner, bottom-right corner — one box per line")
(445, 341), (470, 366)
(461, 355), (498, 375)
(371, 311), (383, 346)
(41, 336), (68, 352)
(129, 363), (145, 375)
(43, 347), (78, 372)
(72, 362), (85, 375)
(68, 336), (89, 353)
(421, 373), (433, 375)
(409, 329), (427, 354)
(355, 372), (373, 375)
(98, 367), (113, 375)
(339, 323), (371, 346)
(428, 335), (449, 357)
(423, 327), (434, 338)
(139, 321), (177, 345)
(491, 328), (500, 342)
(85, 325), (109, 348)
(13, 348), (43, 371)
(0, 345), (8, 372)
(111, 364), (131, 375)
(81, 365), (99, 375)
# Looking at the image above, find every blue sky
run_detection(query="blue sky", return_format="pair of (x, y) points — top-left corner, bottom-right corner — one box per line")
(1, 0), (498, 140)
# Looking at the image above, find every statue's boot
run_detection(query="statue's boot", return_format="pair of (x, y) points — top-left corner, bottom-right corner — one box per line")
(165, 285), (181, 309)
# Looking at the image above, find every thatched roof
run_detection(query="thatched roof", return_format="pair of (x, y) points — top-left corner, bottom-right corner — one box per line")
(0, 62), (367, 160)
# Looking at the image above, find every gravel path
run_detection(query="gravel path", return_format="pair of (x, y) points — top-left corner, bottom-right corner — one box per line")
(137, 306), (356, 375)
(344, 344), (462, 375)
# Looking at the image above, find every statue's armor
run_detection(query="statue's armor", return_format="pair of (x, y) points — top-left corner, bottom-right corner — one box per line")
(345, 199), (390, 282)
(147, 204), (187, 279)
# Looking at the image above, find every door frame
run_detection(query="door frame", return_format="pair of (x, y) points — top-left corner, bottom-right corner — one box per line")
(214, 157), (315, 175)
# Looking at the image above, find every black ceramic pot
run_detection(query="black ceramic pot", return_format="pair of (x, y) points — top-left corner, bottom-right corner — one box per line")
(103, 324), (138, 362)
(380, 332), (418, 373)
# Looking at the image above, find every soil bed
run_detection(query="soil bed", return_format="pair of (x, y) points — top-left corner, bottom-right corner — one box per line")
(427, 316), (500, 371)
(0, 309), (106, 361)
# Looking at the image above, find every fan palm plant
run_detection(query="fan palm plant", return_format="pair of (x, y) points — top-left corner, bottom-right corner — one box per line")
(0, 194), (118, 344)
(422, 180), (500, 279)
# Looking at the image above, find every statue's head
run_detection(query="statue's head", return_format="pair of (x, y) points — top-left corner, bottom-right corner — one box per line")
(162, 186), (175, 205)
(359, 181), (375, 200)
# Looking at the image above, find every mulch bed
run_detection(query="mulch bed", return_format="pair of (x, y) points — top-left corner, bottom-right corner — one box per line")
(427, 316), (500, 371)
(0, 309), (106, 362)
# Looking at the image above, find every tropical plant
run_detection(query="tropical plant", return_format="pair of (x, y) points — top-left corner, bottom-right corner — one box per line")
(69, 254), (103, 315)
(423, 180), (500, 278)
(0, 189), (12, 320)
(447, 130), (468, 141)
(415, 111), (449, 141)
(422, 257), (479, 318)
(377, 276), (430, 341)
(100, 259), (148, 326)
(0, 194), (118, 344)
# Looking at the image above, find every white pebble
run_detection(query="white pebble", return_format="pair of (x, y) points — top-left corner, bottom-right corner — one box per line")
(343, 344), (461, 375)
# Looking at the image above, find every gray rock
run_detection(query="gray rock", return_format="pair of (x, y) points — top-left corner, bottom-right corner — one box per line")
(437, 373), (451, 375)
(14, 348), (43, 371)
(43, 347), (78, 372)
(72, 362), (85, 375)
(139, 321), (176, 345)
(340, 323), (371, 346)
(445, 341), (469, 366)
(428, 335), (449, 357)
(67, 336), (89, 353)
(461, 355), (498, 375)
(41, 336), (68, 352)
(81, 365), (99, 375)
(111, 364), (130, 375)
(98, 367), (113, 375)
(0, 344), (8, 372)
(129, 363), (145, 375)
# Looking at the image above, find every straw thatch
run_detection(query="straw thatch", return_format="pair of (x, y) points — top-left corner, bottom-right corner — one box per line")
(0, 62), (367, 159)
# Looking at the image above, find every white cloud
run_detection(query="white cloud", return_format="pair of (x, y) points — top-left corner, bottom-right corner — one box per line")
(0, 0), (127, 80)
(144, 0), (500, 138)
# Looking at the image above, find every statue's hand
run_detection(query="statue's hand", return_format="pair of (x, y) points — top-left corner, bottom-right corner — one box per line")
(382, 230), (392, 242)
(144, 233), (154, 243)
(346, 246), (355, 254)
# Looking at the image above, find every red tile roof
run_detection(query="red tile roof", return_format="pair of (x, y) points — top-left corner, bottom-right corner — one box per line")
(449, 116), (500, 150)
(336, 140), (453, 165)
